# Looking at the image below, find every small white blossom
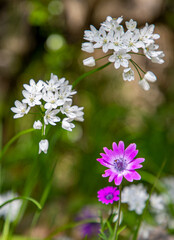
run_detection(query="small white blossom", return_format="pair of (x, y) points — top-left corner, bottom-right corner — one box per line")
(84, 25), (99, 42)
(62, 118), (75, 131)
(102, 16), (123, 32)
(83, 57), (96, 67)
(139, 71), (157, 91)
(122, 68), (134, 81)
(23, 79), (44, 94)
(0, 191), (22, 222)
(39, 139), (49, 154)
(11, 100), (30, 118)
(44, 108), (60, 125)
(81, 42), (94, 53)
(125, 19), (137, 32)
(22, 90), (42, 107)
(108, 49), (131, 69)
(60, 100), (84, 121)
(150, 193), (165, 212)
(122, 184), (149, 215)
(33, 120), (42, 129)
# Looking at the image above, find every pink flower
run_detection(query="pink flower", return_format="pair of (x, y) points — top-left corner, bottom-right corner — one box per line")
(97, 186), (119, 205)
(97, 141), (144, 185)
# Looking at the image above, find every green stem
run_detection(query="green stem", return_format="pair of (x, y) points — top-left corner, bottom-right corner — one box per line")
(113, 184), (122, 240)
(0, 128), (36, 162)
(96, 53), (112, 61)
(128, 52), (145, 57)
(1, 215), (10, 240)
(129, 59), (142, 80)
(72, 62), (111, 88)
(130, 59), (146, 74)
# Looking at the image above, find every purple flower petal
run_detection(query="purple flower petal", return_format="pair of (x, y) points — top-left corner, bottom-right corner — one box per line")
(123, 171), (133, 182)
(118, 141), (125, 157)
(114, 174), (123, 185)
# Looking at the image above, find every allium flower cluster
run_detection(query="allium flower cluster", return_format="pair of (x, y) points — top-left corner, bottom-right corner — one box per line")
(82, 16), (165, 90)
(121, 184), (149, 215)
(11, 73), (84, 154)
(0, 191), (22, 222)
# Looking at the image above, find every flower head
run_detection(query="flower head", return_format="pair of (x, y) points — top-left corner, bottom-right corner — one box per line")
(97, 186), (119, 205)
(121, 184), (149, 214)
(97, 141), (144, 185)
(39, 139), (49, 154)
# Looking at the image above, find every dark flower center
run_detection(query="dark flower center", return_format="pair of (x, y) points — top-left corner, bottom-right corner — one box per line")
(114, 158), (127, 171)
(105, 193), (114, 200)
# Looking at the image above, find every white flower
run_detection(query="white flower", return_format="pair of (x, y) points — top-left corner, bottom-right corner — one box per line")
(139, 222), (154, 239)
(81, 42), (94, 53)
(60, 100), (84, 121)
(62, 118), (75, 131)
(44, 108), (60, 125)
(108, 49), (131, 69)
(83, 57), (96, 67)
(139, 71), (157, 91)
(84, 25), (99, 42)
(39, 139), (49, 154)
(108, 30), (124, 52)
(43, 91), (59, 109)
(123, 31), (144, 53)
(125, 19), (137, 32)
(139, 23), (160, 45)
(162, 177), (174, 203)
(33, 120), (42, 129)
(122, 68), (134, 81)
(102, 16), (123, 32)
(11, 100), (30, 118)
(122, 184), (149, 215)
(150, 193), (165, 212)
(22, 90), (42, 107)
(23, 79), (44, 94)
(93, 27), (112, 53)
(0, 191), (22, 222)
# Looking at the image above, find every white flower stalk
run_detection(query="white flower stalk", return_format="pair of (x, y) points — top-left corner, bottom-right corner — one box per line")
(33, 120), (42, 129)
(82, 16), (164, 90)
(122, 184), (149, 215)
(11, 73), (84, 154)
(83, 57), (96, 67)
(39, 139), (49, 154)
(11, 100), (30, 118)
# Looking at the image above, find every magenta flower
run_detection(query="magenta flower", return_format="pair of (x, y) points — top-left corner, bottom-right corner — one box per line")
(97, 186), (119, 205)
(97, 141), (144, 185)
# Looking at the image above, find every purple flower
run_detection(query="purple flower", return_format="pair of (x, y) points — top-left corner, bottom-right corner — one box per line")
(97, 186), (119, 205)
(97, 141), (144, 185)
(76, 207), (100, 237)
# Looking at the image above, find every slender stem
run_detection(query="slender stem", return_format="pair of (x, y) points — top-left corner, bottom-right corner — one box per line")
(1, 215), (10, 240)
(113, 184), (122, 240)
(129, 59), (142, 80)
(0, 128), (36, 162)
(72, 62), (111, 88)
(96, 53), (112, 61)
(128, 52), (145, 57)
(131, 59), (146, 74)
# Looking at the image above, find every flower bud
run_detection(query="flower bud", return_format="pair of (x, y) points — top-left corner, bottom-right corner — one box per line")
(39, 139), (49, 154)
(83, 57), (96, 67)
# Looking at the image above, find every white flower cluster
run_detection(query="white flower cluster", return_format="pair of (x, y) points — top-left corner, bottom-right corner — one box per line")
(121, 184), (149, 215)
(82, 16), (165, 90)
(0, 191), (22, 222)
(11, 73), (84, 154)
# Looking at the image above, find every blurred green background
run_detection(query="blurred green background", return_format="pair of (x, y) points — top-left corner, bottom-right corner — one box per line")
(0, 0), (174, 239)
